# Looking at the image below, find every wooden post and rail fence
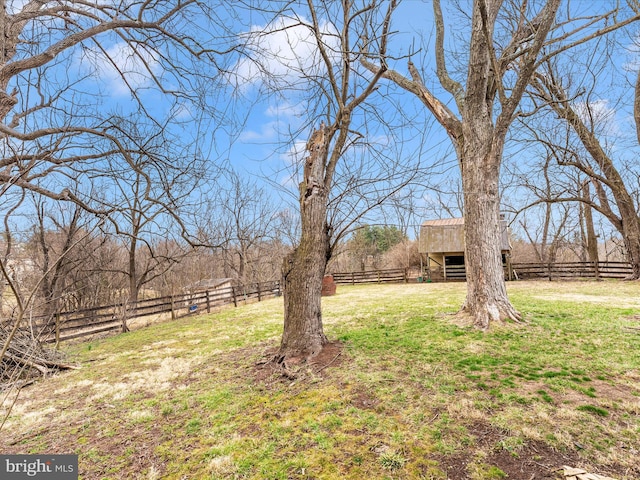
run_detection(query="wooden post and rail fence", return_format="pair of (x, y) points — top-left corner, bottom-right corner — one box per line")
(29, 281), (281, 345)
(508, 261), (632, 280)
(18, 261), (634, 346)
(331, 268), (410, 285)
(330, 261), (634, 284)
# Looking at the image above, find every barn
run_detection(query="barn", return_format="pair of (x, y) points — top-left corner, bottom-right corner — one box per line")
(418, 217), (512, 281)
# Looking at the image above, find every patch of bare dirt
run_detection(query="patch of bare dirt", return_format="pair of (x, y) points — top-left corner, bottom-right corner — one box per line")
(252, 341), (346, 386)
(515, 377), (640, 407)
(432, 421), (637, 480)
(349, 387), (380, 411)
(432, 422), (577, 479)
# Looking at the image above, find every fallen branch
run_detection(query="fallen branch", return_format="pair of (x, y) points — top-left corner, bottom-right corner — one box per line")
(2, 323), (78, 388)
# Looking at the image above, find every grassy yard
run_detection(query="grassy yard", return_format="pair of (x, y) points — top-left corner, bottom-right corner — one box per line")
(1, 281), (639, 479)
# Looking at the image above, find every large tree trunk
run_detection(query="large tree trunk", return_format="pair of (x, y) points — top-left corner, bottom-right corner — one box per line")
(582, 181), (600, 278)
(129, 240), (139, 304)
(456, 1), (520, 329)
(619, 207), (640, 279)
(577, 125), (640, 279)
(279, 222), (329, 362)
(277, 124), (330, 363)
(459, 144), (521, 329)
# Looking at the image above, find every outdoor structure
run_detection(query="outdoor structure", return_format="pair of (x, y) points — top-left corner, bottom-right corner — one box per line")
(418, 217), (512, 281)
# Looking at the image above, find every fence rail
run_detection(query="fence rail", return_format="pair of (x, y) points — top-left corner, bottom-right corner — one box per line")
(20, 261), (634, 345)
(511, 261), (633, 280)
(332, 268), (409, 285)
(31, 281), (281, 344)
(333, 261), (634, 284)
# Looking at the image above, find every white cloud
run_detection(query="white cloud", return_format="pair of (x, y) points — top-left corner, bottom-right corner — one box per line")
(265, 101), (305, 118)
(281, 139), (307, 166)
(170, 103), (193, 121)
(79, 41), (161, 97)
(6, 0), (30, 14)
(622, 33), (640, 72)
(230, 15), (340, 90)
(574, 99), (619, 137)
(239, 121), (279, 142)
(575, 99), (614, 123)
(239, 101), (306, 142)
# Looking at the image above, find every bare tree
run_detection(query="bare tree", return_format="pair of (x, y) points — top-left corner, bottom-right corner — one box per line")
(93, 117), (206, 307)
(26, 194), (91, 316)
(0, 1), (235, 206)
(208, 168), (287, 285)
(363, 1), (640, 328)
(232, 0), (427, 363)
(528, 58), (640, 278)
(0, 0), (243, 406)
(0, 0), (239, 308)
(276, 0), (409, 364)
(504, 144), (576, 266)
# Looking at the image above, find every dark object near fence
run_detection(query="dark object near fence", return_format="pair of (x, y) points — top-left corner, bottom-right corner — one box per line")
(29, 281), (281, 344)
(321, 275), (337, 296)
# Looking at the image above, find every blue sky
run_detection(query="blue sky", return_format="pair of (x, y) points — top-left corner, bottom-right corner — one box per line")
(3, 1), (639, 243)
(210, 1), (452, 231)
(90, 2), (640, 241)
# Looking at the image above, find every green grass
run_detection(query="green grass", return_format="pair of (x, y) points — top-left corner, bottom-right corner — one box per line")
(1, 281), (639, 479)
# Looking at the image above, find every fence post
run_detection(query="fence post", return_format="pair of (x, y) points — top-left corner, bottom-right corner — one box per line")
(121, 301), (131, 333)
(171, 295), (176, 320)
(206, 290), (211, 313)
(232, 286), (238, 307)
(55, 312), (61, 350)
(257, 282), (262, 301)
(404, 268), (408, 283)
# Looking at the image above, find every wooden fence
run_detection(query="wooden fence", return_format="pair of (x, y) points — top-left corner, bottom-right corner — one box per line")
(511, 261), (633, 280)
(332, 268), (409, 285)
(32, 281), (281, 344)
(21, 261), (634, 345)
(333, 261), (634, 285)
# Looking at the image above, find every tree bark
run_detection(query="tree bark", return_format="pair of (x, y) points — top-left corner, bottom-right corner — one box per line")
(453, 0), (522, 328)
(582, 181), (600, 279)
(278, 124), (330, 363)
(458, 121), (521, 328)
(129, 235), (139, 305)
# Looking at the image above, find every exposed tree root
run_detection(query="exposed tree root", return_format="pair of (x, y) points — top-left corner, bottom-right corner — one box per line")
(457, 300), (524, 330)
(260, 341), (344, 383)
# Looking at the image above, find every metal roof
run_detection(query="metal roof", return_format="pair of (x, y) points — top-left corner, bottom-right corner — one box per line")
(421, 217), (464, 227)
